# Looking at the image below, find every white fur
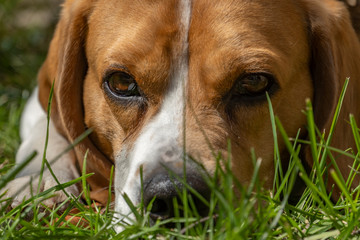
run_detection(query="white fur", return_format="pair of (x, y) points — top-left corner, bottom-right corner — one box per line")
(19, 87), (45, 141)
(113, 0), (192, 230)
(16, 89), (78, 178)
(2, 90), (80, 208)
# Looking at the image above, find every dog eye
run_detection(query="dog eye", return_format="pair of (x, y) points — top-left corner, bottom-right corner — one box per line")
(227, 73), (276, 106)
(236, 74), (271, 95)
(106, 72), (140, 97)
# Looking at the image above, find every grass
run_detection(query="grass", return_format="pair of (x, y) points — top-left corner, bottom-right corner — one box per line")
(1, 2), (360, 239)
(0, 0), (58, 165)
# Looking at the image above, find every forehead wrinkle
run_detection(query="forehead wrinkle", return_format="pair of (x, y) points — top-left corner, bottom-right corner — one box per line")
(223, 48), (288, 77)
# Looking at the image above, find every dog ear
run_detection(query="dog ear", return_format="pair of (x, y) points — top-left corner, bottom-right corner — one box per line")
(37, 0), (112, 204)
(304, 0), (360, 199)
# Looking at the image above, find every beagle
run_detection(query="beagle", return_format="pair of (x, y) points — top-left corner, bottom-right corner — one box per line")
(3, 0), (360, 230)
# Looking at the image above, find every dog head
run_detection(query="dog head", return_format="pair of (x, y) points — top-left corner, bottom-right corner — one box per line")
(38, 0), (360, 223)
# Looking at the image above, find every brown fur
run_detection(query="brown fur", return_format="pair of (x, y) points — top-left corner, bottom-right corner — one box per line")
(38, 0), (360, 204)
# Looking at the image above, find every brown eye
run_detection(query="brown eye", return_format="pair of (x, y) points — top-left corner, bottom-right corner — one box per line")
(106, 72), (140, 97)
(236, 74), (272, 95)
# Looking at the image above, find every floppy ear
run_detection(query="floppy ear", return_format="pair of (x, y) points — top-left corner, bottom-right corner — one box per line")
(37, 0), (112, 204)
(304, 0), (360, 199)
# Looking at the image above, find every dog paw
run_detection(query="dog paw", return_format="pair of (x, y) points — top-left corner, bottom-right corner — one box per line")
(1, 172), (80, 211)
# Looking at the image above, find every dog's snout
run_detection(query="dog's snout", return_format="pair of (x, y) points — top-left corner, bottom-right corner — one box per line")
(143, 172), (210, 222)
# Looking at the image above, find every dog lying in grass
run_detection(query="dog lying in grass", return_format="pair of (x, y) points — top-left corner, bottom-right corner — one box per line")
(2, 0), (360, 232)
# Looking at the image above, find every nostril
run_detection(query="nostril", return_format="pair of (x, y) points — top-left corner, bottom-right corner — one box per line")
(143, 172), (210, 223)
(192, 194), (210, 216)
(149, 198), (172, 220)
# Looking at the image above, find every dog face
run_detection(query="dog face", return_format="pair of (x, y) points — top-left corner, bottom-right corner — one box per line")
(82, 0), (314, 213)
(37, 0), (360, 224)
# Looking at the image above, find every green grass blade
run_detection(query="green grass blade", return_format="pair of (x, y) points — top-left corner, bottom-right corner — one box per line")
(0, 151), (36, 190)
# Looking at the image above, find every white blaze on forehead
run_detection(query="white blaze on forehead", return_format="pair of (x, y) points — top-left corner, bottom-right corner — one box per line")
(114, 0), (192, 226)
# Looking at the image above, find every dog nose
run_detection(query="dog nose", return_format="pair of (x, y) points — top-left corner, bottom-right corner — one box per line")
(143, 172), (210, 221)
